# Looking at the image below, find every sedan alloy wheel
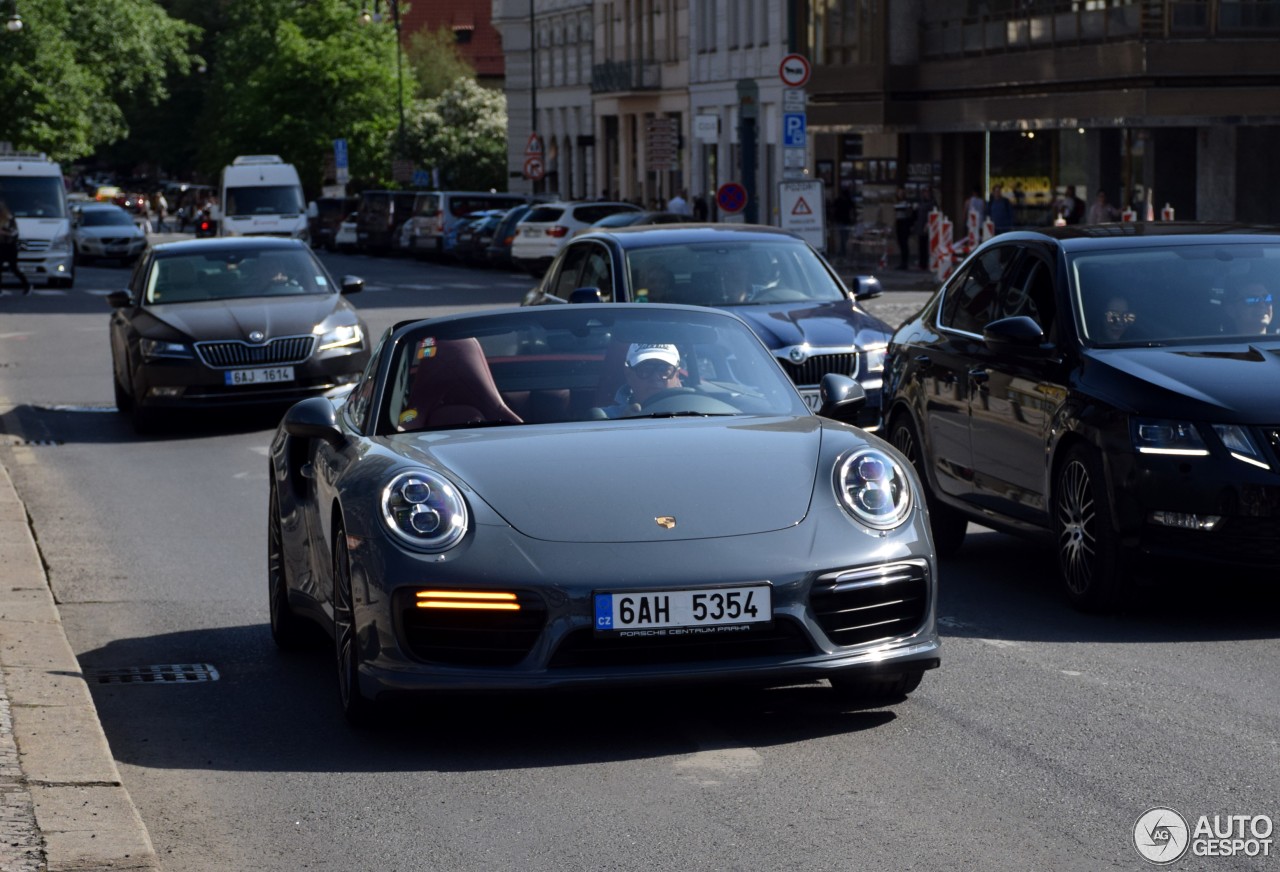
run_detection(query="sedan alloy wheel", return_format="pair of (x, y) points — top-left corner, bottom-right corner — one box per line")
(1054, 445), (1125, 611)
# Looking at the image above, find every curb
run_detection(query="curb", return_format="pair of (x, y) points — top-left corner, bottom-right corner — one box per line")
(0, 461), (158, 871)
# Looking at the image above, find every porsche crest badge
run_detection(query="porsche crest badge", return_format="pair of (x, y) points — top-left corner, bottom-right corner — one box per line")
(655, 516), (677, 529)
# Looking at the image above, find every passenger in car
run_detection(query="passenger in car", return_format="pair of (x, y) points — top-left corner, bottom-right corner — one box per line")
(1100, 294), (1138, 342)
(1221, 278), (1274, 335)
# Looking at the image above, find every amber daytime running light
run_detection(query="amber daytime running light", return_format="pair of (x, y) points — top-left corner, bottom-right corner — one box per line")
(415, 590), (520, 611)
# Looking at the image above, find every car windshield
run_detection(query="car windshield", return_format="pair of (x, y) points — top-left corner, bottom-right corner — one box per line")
(80, 208), (134, 227)
(144, 248), (334, 305)
(624, 239), (847, 306)
(371, 306), (809, 434)
(1071, 242), (1280, 345)
(224, 185), (304, 216)
(0, 177), (68, 219)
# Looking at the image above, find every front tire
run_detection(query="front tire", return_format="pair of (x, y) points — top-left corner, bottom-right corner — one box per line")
(333, 524), (377, 726)
(829, 669), (924, 703)
(1054, 444), (1127, 612)
(889, 413), (967, 556)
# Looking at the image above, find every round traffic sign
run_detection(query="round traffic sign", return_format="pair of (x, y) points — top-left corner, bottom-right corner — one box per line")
(779, 53), (811, 88)
(523, 156), (545, 181)
(716, 182), (747, 215)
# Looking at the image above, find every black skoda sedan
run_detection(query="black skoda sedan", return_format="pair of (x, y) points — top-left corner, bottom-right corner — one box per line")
(521, 224), (892, 429)
(884, 223), (1280, 610)
(108, 237), (370, 433)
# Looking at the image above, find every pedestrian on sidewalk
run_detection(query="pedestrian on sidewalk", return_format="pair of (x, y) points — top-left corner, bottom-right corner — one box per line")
(914, 186), (937, 270)
(893, 187), (916, 270)
(0, 200), (31, 295)
(987, 184), (1014, 235)
(154, 192), (169, 232)
(833, 185), (856, 258)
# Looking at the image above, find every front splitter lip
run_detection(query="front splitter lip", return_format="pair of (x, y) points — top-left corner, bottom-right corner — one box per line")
(357, 637), (941, 698)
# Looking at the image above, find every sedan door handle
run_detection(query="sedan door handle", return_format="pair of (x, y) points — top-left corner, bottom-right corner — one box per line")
(300, 462), (315, 480)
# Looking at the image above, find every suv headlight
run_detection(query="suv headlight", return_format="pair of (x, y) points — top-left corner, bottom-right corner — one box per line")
(835, 448), (912, 529)
(139, 338), (193, 361)
(864, 344), (888, 374)
(381, 470), (468, 552)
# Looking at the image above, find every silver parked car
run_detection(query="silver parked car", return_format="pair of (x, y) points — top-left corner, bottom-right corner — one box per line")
(73, 202), (148, 265)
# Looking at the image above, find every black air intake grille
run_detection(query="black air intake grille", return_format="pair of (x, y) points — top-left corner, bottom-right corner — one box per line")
(195, 335), (315, 368)
(809, 562), (929, 648)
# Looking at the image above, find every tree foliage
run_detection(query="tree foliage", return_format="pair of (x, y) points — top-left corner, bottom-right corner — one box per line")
(405, 79), (508, 192)
(197, 0), (400, 194)
(405, 27), (475, 100)
(0, 0), (200, 163)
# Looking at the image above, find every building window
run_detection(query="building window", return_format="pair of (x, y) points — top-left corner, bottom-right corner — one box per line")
(810, 0), (877, 66)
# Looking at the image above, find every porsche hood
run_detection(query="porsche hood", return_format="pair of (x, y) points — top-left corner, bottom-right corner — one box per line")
(392, 417), (830, 543)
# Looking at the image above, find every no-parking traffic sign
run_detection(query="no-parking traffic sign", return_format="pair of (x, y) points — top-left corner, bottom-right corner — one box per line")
(717, 182), (747, 215)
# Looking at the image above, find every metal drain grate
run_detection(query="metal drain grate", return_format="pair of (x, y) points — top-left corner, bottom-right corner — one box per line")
(87, 664), (220, 684)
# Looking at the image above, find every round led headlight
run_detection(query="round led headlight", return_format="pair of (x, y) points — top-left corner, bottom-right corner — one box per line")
(381, 470), (468, 551)
(835, 448), (912, 529)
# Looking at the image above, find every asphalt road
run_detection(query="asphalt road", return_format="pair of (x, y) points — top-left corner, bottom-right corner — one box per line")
(0, 254), (1276, 871)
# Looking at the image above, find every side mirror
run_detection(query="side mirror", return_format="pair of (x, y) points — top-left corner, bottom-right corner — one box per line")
(816, 374), (867, 424)
(983, 315), (1047, 355)
(569, 287), (605, 304)
(850, 275), (883, 301)
(340, 276), (364, 295)
(283, 397), (344, 446)
(106, 290), (132, 308)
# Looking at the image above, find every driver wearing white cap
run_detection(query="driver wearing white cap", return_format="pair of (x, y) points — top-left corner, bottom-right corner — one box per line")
(598, 343), (684, 417)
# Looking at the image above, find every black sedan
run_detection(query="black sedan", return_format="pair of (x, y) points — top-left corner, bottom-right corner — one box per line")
(884, 223), (1280, 610)
(522, 224), (892, 429)
(108, 237), (370, 433)
(268, 304), (940, 724)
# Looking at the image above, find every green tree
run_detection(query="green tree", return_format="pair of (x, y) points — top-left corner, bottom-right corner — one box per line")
(406, 79), (508, 192)
(0, 0), (200, 163)
(198, 0), (400, 195)
(405, 27), (475, 100)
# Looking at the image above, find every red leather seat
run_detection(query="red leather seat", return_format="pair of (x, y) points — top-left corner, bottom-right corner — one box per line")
(399, 337), (522, 430)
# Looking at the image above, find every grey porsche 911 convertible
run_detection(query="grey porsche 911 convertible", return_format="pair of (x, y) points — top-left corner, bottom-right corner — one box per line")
(267, 303), (940, 724)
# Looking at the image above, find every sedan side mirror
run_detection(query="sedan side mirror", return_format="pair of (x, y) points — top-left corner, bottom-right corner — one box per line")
(106, 290), (132, 308)
(340, 276), (364, 295)
(816, 373), (867, 424)
(283, 397), (345, 446)
(850, 275), (883, 301)
(569, 287), (605, 304)
(983, 315), (1047, 355)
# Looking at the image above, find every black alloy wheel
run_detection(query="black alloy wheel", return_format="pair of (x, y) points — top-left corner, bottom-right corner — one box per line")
(268, 484), (307, 650)
(1054, 444), (1126, 612)
(333, 523), (376, 726)
(889, 413), (967, 556)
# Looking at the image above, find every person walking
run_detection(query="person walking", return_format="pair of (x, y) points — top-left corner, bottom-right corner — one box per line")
(0, 200), (31, 295)
(987, 184), (1015, 235)
(914, 186), (937, 270)
(833, 185), (856, 258)
(155, 192), (169, 232)
(893, 187), (916, 270)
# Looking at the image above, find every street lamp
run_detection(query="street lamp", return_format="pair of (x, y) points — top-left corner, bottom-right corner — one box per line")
(5, 0), (22, 33)
(360, 1), (405, 158)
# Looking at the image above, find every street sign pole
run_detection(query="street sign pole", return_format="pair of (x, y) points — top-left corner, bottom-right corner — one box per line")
(736, 79), (759, 225)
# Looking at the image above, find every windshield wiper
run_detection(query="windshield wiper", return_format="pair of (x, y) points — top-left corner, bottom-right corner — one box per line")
(624, 411), (739, 419)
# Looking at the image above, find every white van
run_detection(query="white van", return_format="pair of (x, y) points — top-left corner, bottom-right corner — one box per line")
(216, 155), (309, 241)
(0, 151), (74, 288)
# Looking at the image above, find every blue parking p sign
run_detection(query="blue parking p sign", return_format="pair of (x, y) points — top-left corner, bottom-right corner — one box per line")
(783, 113), (806, 148)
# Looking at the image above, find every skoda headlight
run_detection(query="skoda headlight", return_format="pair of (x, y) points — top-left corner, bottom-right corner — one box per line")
(381, 470), (468, 552)
(139, 338), (193, 361)
(1130, 418), (1209, 456)
(315, 320), (363, 351)
(1212, 424), (1271, 470)
(835, 448), (912, 529)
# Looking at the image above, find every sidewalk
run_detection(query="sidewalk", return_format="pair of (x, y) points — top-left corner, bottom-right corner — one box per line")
(0, 459), (157, 870)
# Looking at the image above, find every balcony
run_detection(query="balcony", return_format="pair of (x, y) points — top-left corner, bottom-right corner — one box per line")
(921, 0), (1280, 59)
(591, 60), (660, 93)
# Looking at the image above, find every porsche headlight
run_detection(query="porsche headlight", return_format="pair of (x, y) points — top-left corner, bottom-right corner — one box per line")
(381, 470), (468, 552)
(139, 338), (193, 361)
(315, 321), (364, 351)
(1130, 418), (1209, 456)
(835, 448), (912, 529)
(1212, 424), (1271, 470)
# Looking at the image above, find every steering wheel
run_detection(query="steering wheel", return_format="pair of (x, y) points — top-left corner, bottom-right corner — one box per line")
(639, 387), (700, 410)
